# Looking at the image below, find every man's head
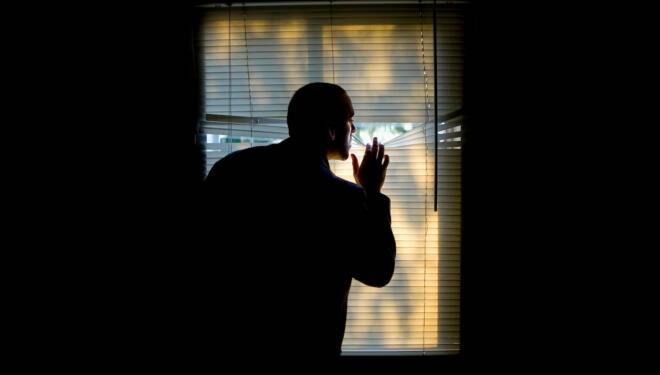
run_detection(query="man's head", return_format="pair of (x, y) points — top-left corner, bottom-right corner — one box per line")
(287, 82), (356, 160)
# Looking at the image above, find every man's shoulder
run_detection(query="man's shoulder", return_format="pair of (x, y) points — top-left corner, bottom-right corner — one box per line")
(204, 144), (280, 186)
(212, 143), (279, 167)
(227, 143), (278, 158)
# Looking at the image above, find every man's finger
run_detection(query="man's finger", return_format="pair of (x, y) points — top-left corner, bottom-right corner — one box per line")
(382, 154), (390, 170)
(377, 143), (385, 161)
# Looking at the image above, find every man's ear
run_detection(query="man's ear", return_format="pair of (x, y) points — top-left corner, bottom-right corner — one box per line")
(328, 126), (336, 141)
(323, 119), (336, 141)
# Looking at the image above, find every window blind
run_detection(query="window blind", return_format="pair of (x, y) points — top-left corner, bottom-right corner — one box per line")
(195, 0), (465, 355)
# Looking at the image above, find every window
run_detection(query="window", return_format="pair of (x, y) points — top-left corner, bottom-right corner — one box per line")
(194, 0), (465, 356)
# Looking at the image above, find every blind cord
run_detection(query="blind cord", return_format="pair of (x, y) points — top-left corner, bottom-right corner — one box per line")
(242, 3), (255, 146)
(228, 7), (233, 152)
(418, 0), (429, 353)
(330, 1), (335, 83)
(433, 0), (439, 214)
(419, 1), (431, 125)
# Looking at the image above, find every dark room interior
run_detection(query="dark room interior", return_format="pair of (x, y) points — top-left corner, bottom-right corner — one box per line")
(16, 1), (638, 372)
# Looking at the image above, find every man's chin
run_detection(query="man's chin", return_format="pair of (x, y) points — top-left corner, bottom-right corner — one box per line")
(341, 148), (351, 160)
(329, 152), (350, 161)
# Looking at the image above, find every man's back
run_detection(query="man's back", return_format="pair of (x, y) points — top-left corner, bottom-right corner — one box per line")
(200, 139), (375, 359)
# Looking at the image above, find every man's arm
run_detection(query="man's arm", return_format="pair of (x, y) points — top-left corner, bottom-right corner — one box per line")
(349, 137), (396, 287)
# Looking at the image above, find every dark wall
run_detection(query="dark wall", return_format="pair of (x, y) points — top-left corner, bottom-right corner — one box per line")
(96, 4), (205, 232)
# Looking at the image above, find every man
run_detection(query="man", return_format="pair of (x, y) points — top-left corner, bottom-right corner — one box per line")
(201, 82), (396, 362)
